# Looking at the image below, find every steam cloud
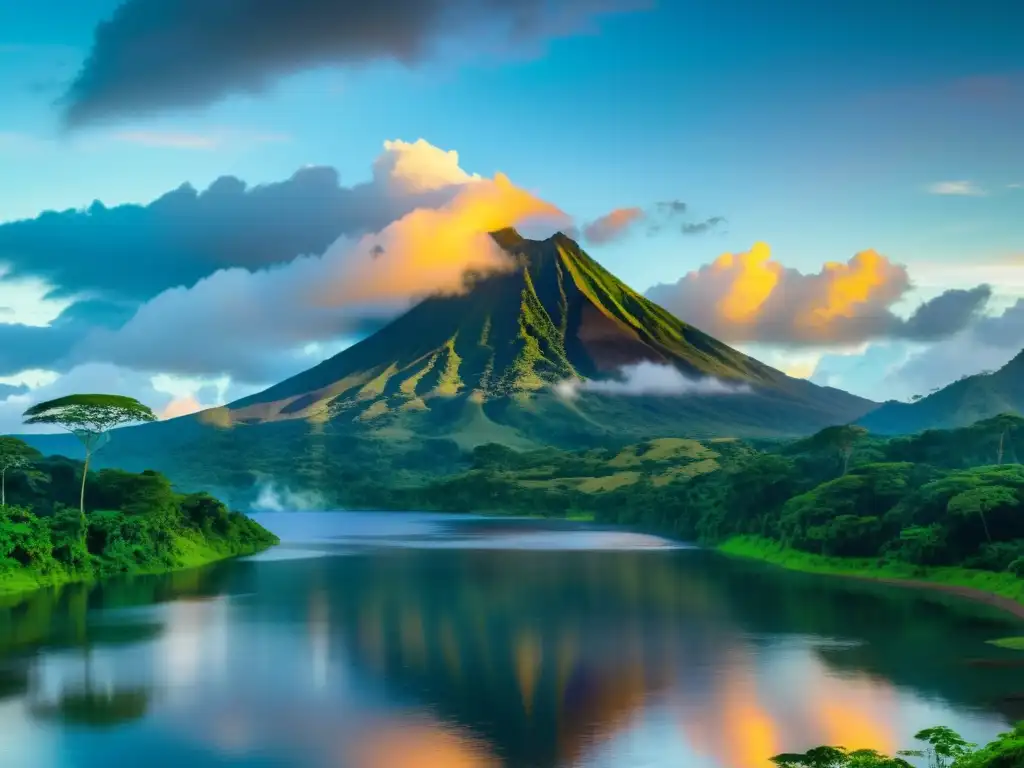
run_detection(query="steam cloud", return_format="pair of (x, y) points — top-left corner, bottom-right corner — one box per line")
(251, 480), (327, 512)
(555, 361), (753, 398)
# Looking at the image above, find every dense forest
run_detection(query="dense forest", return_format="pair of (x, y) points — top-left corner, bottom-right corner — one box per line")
(371, 414), (1024, 595)
(0, 437), (278, 595)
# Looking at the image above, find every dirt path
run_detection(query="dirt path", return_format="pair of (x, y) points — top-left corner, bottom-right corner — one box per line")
(847, 574), (1024, 621)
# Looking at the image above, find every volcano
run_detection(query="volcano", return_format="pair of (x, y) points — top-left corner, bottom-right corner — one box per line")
(193, 228), (874, 445)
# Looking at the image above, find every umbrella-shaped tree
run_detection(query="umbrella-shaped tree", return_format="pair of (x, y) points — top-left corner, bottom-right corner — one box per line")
(21, 395), (157, 524)
(0, 436), (40, 507)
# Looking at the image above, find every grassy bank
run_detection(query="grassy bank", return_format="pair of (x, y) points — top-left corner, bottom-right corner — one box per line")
(0, 533), (275, 600)
(719, 535), (1024, 608)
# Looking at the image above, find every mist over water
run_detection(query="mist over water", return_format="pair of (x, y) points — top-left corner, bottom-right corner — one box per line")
(2, 512), (1022, 768)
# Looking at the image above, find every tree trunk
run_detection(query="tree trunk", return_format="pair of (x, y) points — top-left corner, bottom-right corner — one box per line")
(79, 451), (91, 531)
(1, 467), (5, 507)
(998, 430), (1006, 466)
(842, 449), (851, 476)
(980, 511), (993, 543)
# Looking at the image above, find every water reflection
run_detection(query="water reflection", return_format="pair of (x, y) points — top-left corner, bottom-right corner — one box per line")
(0, 513), (1021, 768)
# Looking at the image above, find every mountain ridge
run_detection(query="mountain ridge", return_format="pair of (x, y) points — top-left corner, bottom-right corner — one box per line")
(857, 348), (1024, 434)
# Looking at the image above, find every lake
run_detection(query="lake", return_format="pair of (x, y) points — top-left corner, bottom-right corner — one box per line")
(2, 512), (1024, 767)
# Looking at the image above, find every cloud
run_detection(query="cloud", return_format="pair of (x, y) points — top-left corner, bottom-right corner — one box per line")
(110, 129), (290, 150)
(580, 200), (723, 244)
(0, 138), (480, 302)
(646, 242), (992, 347)
(880, 301), (1024, 398)
(73, 159), (563, 383)
(0, 383), (28, 401)
(0, 300), (135, 377)
(61, 0), (646, 128)
(681, 216), (726, 235)
(555, 362), (752, 399)
(581, 207), (646, 244)
(926, 180), (986, 196)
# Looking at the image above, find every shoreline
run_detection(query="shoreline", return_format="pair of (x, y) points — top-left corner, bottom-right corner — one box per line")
(0, 540), (277, 603)
(718, 535), (1024, 622)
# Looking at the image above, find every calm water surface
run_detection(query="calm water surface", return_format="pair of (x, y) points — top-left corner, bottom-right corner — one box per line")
(3, 512), (1024, 767)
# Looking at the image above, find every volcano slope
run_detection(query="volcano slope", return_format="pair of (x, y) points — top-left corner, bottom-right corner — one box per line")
(21, 229), (875, 495)
(199, 228), (873, 444)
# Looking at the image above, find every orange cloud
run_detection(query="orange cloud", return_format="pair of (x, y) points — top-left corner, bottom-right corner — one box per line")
(311, 171), (564, 306)
(160, 395), (204, 419)
(646, 242), (987, 347)
(582, 207), (646, 244)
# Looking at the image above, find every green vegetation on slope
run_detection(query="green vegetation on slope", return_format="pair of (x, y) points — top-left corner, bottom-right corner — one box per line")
(0, 436), (278, 596)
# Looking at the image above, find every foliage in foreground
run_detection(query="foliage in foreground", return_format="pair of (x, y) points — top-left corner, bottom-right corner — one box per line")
(772, 722), (1024, 767)
(0, 438), (277, 592)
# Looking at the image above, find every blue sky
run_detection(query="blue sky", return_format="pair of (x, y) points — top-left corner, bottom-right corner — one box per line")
(0, 0), (1022, 427)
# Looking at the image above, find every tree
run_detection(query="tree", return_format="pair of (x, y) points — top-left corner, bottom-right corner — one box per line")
(0, 436), (40, 507)
(22, 394), (157, 523)
(986, 413), (1024, 466)
(810, 425), (870, 476)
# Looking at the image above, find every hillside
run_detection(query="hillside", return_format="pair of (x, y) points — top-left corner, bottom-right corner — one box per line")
(858, 350), (1024, 434)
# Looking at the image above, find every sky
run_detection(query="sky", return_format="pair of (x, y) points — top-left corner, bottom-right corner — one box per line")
(0, 0), (1022, 432)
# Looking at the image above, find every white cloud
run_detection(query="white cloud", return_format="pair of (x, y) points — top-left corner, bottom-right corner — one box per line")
(72, 140), (562, 383)
(555, 362), (753, 399)
(0, 269), (75, 326)
(925, 180), (986, 196)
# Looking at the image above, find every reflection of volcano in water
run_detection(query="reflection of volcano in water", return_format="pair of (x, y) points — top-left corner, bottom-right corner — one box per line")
(3, 516), (1021, 768)
(283, 547), (932, 767)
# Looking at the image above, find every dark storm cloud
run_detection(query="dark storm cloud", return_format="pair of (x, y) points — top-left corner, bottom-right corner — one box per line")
(0, 300), (135, 377)
(62, 0), (647, 127)
(0, 164), (460, 301)
(899, 284), (992, 341)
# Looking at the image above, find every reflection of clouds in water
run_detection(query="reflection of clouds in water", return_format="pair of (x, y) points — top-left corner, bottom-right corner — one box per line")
(160, 599), (230, 702)
(0, 701), (55, 766)
(242, 547), (332, 562)
(338, 531), (686, 551)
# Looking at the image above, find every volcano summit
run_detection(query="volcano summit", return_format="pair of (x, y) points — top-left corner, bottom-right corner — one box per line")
(194, 228), (873, 446)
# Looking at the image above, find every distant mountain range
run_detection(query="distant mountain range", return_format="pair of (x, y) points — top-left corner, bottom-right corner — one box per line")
(858, 349), (1024, 434)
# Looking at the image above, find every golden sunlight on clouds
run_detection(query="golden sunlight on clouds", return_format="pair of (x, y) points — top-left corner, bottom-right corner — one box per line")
(715, 242), (779, 323)
(647, 242), (911, 346)
(312, 171), (564, 307)
(806, 250), (889, 325)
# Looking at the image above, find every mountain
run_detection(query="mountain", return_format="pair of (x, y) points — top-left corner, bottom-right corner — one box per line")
(192, 228), (872, 443)
(857, 349), (1024, 434)
(19, 229), (876, 497)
